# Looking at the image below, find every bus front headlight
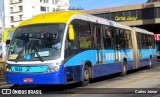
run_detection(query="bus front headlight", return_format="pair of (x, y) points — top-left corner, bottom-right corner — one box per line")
(53, 66), (59, 72)
(48, 65), (59, 72)
(6, 66), (11, 72)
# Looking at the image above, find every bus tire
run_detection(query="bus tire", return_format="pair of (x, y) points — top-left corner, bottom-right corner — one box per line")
(121, 60), (127, 76)
(80, 65), (90, 87)
(148, 57), (152, 69)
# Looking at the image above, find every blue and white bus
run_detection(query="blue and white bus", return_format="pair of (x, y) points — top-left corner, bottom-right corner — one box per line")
(6, 11), (156, 86)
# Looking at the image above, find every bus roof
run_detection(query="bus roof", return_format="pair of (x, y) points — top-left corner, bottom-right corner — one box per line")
(133, 27), (154, 35)
(83, 14), (131, 30)
(19, 11), (82, 27)
(19, 11), (131, 30)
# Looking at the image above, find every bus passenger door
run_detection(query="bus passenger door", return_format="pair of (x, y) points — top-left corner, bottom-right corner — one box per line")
(93, 25), (104, 64)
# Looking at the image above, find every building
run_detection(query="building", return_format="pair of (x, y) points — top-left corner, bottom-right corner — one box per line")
(3, 0), (69, 28)
(0, 19), (2, 41)
(0, 19), (2, 32)
(83, 0), (160, 34)
(0, 19), (2, 36)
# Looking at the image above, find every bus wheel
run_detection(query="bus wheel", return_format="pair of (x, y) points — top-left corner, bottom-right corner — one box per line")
(121, 60), (127, 76)
(81, 65), (90, 87)
(148, 57), (152, 69)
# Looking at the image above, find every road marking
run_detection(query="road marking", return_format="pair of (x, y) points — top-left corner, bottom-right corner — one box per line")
(109, 74), (160, 88)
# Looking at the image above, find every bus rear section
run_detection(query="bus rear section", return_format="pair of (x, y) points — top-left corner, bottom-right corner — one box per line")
(133, 27), (156, 68)
(154, 34), (160, 59)
(157, 47), (160, 59)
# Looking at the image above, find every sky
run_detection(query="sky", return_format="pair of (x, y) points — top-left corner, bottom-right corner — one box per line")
(0, 0), (148, 19)
(69, 0), (148, 10)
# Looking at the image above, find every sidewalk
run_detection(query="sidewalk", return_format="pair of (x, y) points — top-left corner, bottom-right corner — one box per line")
(0, 58), (6, 86)
(0, 78), (6, 86)
(0, 71), (6, 86)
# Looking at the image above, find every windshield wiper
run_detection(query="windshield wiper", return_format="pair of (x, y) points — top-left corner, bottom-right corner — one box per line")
(15, 40), (32, 63)
(33, 46), (44, 62)
(29, 40), (44, 62)
(15, 40), (44, 62)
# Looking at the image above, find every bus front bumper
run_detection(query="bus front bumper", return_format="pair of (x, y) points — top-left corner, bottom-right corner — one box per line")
(6, 67), (65, 85)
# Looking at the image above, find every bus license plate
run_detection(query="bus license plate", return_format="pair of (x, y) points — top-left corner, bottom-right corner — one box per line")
(23, 78), (33, 82)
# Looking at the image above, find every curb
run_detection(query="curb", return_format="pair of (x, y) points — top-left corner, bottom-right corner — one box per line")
(0, 82), (7, 86)
(0, 79), (7, 86)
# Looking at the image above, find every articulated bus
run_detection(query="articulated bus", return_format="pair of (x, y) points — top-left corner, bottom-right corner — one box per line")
(1, 28), (15, 61)
(6, 11), (155, 86)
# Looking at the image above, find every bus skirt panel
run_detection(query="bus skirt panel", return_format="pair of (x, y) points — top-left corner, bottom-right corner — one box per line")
(138, 58), (150, 68)
(93, 62), (122, 78)
(93, 60), (135, 78)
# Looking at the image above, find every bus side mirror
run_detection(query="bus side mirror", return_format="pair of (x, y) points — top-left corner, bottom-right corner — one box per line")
(68, 24), (75, 41)
(6, 40), (11, 45)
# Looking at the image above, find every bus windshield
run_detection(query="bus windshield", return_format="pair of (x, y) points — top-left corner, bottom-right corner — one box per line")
(8, 24), (66, 62)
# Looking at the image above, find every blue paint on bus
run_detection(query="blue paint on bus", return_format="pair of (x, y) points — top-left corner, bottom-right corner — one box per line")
(6, 65), (65, 84)
(6, 48), (156, 84)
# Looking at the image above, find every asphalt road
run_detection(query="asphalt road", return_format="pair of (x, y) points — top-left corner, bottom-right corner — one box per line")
(0, 59), (160, 97)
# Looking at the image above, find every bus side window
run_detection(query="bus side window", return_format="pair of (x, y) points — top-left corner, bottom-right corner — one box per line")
(125, 30), (132, 49)
(65, 25), (78, 58)
(142, 34), (147, 48)
(79, 35), (92, 49)
(65, 39), (71, 58)
(103, 26), (112, 49)
(114, 28), (120, 49)
(119, 29), (127, 49)
(151, 36), (155, 48)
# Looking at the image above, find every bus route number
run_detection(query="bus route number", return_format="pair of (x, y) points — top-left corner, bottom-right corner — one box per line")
(15, 67), (23, 72)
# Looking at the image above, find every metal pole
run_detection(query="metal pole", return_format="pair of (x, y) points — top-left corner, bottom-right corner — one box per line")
(1, 0), (6, 61)
(1, 0), (5, 32)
